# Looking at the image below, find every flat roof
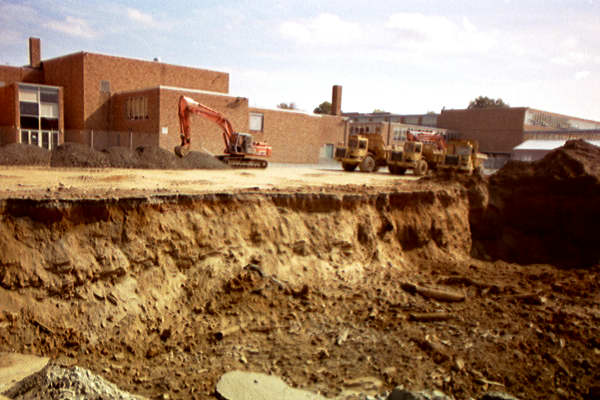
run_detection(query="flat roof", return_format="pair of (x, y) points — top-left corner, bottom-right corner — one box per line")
(513, 139), (600, 151)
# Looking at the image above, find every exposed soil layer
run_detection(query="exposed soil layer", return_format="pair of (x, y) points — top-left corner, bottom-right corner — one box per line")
(474, 139), (600, 267)
(0, 143), (229, 170)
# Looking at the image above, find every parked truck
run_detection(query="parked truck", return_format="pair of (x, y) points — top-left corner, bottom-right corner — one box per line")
(438, 139), (486, 174)
(334, 132), (388, 172)
(386, 141), (429, 176)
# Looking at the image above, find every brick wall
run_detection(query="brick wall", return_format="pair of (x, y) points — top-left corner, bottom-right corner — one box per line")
(0, 66), (44, 86)
(438, 108), (527, 154)
(81, 53), (229, 131)
(0, 127), (19, 146)
(111, 88), (160, 133)
(64, 129), (157, 150)
(249, 107), (346, 163)
(43, 54), (85, 129)
(0, 84), (17, 127)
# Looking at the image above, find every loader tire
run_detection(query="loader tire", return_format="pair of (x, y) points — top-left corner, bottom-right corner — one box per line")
(414, 160), (428, 176)
(342, 163), (357, 172)
(359, 155), (376, 173)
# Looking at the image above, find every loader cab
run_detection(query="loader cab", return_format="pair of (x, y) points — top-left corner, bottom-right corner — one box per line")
(347, 135), (369, 158)
(403, 141), (423, 161)
(232, 132), (254, 154)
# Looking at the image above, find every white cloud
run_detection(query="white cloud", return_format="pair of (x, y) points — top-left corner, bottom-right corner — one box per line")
(279, 13), (362, 46)
(127, 8), (154, 26)
(45, 16), (96, 39)
(551, 51), (590, 66)
(575, 70), (591, 80)
(384, 12), (495, 55)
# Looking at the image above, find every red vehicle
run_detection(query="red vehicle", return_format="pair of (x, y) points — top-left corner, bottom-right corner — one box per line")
(176, 95), (271, 168)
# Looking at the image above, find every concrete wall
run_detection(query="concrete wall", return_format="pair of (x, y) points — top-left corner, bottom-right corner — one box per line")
(250, 107), (346, 163)
(438, 108), (527, 155)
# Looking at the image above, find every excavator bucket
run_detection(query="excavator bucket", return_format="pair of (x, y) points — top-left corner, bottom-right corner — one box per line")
(174, 145), (190, 158)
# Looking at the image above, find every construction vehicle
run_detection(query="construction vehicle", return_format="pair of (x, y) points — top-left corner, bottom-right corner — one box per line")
(386, 131), (447, 176)
(438, 139), (486, 174)
(386, 140), (429, 176)
(175, 96), (271, 168)
(334, 132), (388, 172)
(415, 132), (446, 170)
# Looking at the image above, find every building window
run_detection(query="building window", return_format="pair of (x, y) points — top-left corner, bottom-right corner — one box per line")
(126, 96), (148, 120)
(100, 80), (110, 93)
(249, 112), (263, 131)
(18, 84), (60, 149)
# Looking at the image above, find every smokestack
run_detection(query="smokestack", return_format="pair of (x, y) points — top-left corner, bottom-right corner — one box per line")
(29, 37), (41, 68)
(331, 85), (342, 116)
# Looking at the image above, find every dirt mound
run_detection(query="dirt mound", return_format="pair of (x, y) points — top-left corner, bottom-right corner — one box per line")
(177, 150), (230, 169)
(0, 144), (51, 166)
(134, 146), (229, 170)
(101, 146), (143, 169)
(473, 139), (600, 267)
(2, 363), (145, 399)
(51, 143), (111, 168)
(0, 142), (229, 170)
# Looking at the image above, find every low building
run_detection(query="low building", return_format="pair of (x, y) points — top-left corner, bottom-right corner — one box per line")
(438, 107), (600, 167)
(513, 139), (600, 161)
(0, 38), (345, 163)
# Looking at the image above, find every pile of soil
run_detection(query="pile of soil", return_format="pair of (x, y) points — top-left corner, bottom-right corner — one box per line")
(0, 143), (229, 170)
(473, 139), (600, 266)
(0, 144), (52, 166)
(51, 143), (111, 168)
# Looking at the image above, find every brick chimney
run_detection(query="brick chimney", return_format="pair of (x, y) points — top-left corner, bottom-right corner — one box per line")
(29, 37), (41, 68)
(331, 85), (342, 116)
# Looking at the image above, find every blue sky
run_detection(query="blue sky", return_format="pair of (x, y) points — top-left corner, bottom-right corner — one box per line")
(1, 0), (599, 120)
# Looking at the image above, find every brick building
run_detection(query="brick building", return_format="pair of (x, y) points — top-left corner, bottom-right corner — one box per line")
(0, 38), (345, 163)
(437, 107), (600, 161)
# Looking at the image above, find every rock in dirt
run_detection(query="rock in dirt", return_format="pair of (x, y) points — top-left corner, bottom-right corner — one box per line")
(2, 363), (146, 399)
(216, 370), (327, 400)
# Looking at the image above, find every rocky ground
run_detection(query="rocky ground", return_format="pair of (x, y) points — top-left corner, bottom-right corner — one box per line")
(0, 140), (599, 400)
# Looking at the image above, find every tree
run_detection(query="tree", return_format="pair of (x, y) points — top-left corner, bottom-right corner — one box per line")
(277, 102), (297, 110)
(468, 96), (509, 109)
(313, 101), (332, 114)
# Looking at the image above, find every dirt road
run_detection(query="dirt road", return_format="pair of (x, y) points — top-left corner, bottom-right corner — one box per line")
(0, 164), (415, 199)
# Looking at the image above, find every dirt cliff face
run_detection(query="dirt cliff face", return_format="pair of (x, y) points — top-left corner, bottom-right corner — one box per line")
(0, 187), (471, 294)
(474, 140), (600, 267)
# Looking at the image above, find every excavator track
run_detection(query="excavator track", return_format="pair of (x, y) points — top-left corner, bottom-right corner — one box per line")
(218, 156), (268, 169)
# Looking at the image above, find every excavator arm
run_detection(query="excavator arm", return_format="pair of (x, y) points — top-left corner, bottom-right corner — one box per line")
(178, 95), (236, 154)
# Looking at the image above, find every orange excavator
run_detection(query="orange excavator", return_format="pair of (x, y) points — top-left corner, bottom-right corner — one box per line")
(175, 95), (272, 168)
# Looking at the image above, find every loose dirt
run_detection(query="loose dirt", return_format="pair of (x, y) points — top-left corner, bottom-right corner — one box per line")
(0, 143), (229, 170)
(0, 140), (599, 400)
